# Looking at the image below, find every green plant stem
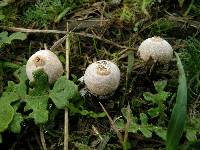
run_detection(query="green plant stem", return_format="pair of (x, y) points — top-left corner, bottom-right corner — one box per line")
(99, 102), (124, 148)
(64, 23), (70, 150)
(123, 104), (131, 149)
(40, 126), (47, 150)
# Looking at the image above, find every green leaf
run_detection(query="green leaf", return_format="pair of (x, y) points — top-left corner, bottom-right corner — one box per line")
(0, 14), (5, 20)
(143, 91), (170, 104)
(139, 127), (152, 138)
(186, 129), (197, 141)
(143, 92), (157, 103)
(128, 123), (139, 133)
(0, 92), (19, 104)
(50, 76), (79, 109)
(68, 103), (105, 118)
(154, 80), (167, 93)
(29, 69), (49, 96)
(13, 66), (27, 97)
(0, 103), (14, 132)
(121, 106), (139, 133)
(25, 95), (49, 124)
(148, 107), (160, 118)
(0, 31), (8, 38)
(9, 112), (23, 133)
(166, 52), (187, 150)
(14, 65), (28, 83)
(140, 113), (148, 125)
(0, 32), (27, 48)
(115, 118), (125, 129)
(154, 127), (167, 141)
(9, 32), (27, 41)
(0, 66), (27, 133)
(121, 107), (136, 122)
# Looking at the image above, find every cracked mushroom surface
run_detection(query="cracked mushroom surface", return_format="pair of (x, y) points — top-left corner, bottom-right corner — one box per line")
(138, 36), (173, 63)
(83, 60), (120, 96)
(26, 50), (64, 84)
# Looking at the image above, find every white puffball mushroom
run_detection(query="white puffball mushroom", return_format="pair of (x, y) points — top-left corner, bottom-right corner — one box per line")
(26, 50), (64, 84)
(83, 60), (120, 96)
(138, 36), (173, 63)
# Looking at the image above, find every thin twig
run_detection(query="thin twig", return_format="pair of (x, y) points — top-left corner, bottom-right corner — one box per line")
(1, 26), (67, 34)
(50, 35), (67, 51)
(1, 26), (134, 50)
(99, 102), (123, 144)
(40, 127), (47, 150)
(64, 23), (70, 150)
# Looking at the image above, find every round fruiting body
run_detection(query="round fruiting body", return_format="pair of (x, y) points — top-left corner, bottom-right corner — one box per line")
(83, 60), (120, 96)
(26, 50), (64, 84)
(138, 36), (173, 63)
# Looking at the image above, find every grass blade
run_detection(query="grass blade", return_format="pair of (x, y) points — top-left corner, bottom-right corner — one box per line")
(166, 52), (187, 150)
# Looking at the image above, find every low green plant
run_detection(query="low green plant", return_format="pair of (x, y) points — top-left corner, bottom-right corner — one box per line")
(143, 80), (171, 125)
(0, 2), (27, 48)
(0, 31), (27, 48)
(191, 1), (200, 16)
(185, 117), (200, 142)
(149, 18), (176, 35)
(0, 66), (105, 143)
(115, 105), (167, 140)
(180, 37), (200, 79)
(116, 80), (170, 142)
(0, 0), (19, 27)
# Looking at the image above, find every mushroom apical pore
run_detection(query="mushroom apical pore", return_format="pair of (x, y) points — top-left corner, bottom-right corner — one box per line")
(26, 50), (64, 84)
(138, 36), (173, 63)
(83, 60), (120, 96)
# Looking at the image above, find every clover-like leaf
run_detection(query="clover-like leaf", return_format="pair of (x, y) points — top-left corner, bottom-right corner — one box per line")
(25, 95), (49, 124)
(0, 103), (14, 132)
(0, 66), (27, 134)
(5, 66), (27, 98)
(24, 69), (49, 124)
(9, 32), (27, 42)
(0, 92), (19, 104)
(0, 31), (27, 48)
(9, 112), (23, 133)
(50, 76), (79, 109)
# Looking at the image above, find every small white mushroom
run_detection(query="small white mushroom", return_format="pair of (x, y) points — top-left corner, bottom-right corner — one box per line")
(26, 50), (64, 84)
(138, 36), (173, 63)
(83, 60), (120, 96)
